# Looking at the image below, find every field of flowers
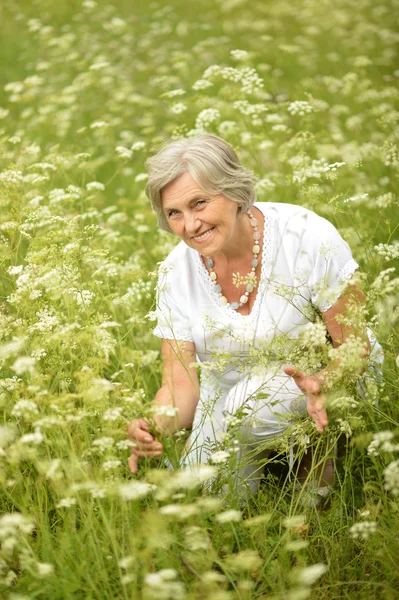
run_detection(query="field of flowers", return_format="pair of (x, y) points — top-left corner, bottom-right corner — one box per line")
(0, 0), (398, 598)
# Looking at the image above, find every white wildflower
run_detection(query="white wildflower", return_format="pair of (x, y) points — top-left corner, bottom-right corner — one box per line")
(11, 357), (36, 376)
(11, 400), (39, 419)
(103, 459), (122, 471)
(90, 120), (109, 129)
(56, 497), (77, 508)
(0, 426), (16, 447)
(170, 103), (187, 114)
(349, 520), (377, 540)
(384, 460), (399, 496)
(86, 181), (105, 191)
(135, 173), (148, 182)
(92, 437), (115, 452)
(103, 407), (123, 421)
(131, 141), (145, 151)
(159, 504), (199, 519)
(367, 430), (395, 456)
(184, 526), (210, 551)
(43, 459), (62, 479)
(0, 513), (35, 537)
(285, 540), (309, 551)
(29, 289), (42, 300)
(152, 405), (178, 418)
(192, 79), (214, 91)
(329, 396), (358, 411)
(283, 515), (306, 530)
(68, 288), (95, 307)
(121, 573), (135, 585)
(195, 108), (220, 130)
(115, 146), (133, 159)
(215, 509), (242, 523)
(118, 481), (155, 501)
(230, 49), (249, 61)
(337, 418), (352, 437)
(294, 563), (328, 585)
(218, 120), (238, 136)
(0, 337), (26, 361)
(374, 242), (399, 261)
(299, 321), (327, 347)
(254, 178), (275, 195)
(119, 555), (135, 570)
(288, 101), (313, 116)
(343, 193), (369, 205)
(210, 450), (231, 464)
(161, 89), (185, 98)
(144, 569), (185, 600)
(225, 549), (263, 572)
(36, 562), (55, 578)
(7, 265), (24, 275)
(19, 430), (44, 445)
(174, 464), (217, 488)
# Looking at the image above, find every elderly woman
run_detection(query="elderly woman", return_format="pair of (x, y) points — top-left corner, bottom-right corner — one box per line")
(127, 134), (376, 497)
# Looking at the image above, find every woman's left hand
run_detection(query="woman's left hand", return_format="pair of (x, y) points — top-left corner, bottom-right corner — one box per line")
(284, 366), (328, 434)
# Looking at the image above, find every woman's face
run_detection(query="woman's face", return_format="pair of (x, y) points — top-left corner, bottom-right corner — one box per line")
(161, 172), (241, 257)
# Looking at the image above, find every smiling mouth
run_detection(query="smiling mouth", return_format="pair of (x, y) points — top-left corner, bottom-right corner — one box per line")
(192, 227), (215, 242)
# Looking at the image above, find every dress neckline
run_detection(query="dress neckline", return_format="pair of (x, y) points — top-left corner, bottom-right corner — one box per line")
(193, 203), (276, 320)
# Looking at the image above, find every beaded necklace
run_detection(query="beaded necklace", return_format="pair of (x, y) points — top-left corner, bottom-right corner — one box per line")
(205, 210), (261, 310)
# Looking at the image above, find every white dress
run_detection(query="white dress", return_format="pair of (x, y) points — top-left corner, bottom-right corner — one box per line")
(153, 202), (380, 489)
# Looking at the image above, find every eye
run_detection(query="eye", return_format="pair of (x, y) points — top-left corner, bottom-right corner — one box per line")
(167, 209), (179, 218)
(195, 199), (206, 208)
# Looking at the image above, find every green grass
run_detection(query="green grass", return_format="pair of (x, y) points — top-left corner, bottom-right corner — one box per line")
(0, 0), (398, 598)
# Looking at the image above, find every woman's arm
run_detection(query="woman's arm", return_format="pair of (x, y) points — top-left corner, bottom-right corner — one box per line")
(154, 338), (200, 432)
(285, 281), (370, 433)
(127, 339), (199, 473)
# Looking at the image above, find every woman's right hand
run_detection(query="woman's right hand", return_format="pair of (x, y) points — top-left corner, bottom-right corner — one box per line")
(127, 418), (163, 474)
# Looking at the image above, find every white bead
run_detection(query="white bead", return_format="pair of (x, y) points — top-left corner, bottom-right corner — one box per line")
(210, 271), (217, 281)
(240, 295), (248, 304)
(220, 296), (228, 305)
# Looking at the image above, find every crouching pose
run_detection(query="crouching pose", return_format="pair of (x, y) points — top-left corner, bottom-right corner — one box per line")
(127, 134), (379, 497)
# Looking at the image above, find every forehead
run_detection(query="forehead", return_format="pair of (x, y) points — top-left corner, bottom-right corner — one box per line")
(161, 172), (208, 209)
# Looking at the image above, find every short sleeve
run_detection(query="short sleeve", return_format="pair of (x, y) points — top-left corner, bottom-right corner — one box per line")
(152, 262), (194, 342)
(308, 215), (359, 313)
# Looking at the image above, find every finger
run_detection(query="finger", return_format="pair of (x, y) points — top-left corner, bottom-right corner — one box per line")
(132, 428), (156, 445)
(134, 449), (163, 458)
(285, 367), (323, 396)
(315, 410), (328, 433)
(130, 443), (163, 455)
(284, 366), (305, 379)
(128, 454), (138, 474)
(284, 366), (316, 394)
(127, 419), (151, 437)
(318, 409), (328, 427)
(306, 378), (321, 395)
(306, 399), (327, 433)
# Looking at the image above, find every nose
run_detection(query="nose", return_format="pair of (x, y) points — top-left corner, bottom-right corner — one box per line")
(184, 211), (201, 234)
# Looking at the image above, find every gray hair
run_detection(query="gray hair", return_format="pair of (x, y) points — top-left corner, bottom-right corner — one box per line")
(145, 134), (257, 233)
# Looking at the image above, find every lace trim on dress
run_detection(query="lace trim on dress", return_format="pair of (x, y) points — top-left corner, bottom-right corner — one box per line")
(317, 258), (359, 313)
(192, 206), (276, 321)
(152, 325), (194, 342)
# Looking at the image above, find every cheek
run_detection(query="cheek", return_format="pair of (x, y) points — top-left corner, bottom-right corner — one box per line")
(171, 220), (186, 237)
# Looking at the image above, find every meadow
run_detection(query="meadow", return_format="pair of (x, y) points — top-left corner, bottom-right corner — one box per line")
(0, 0), (398, 598)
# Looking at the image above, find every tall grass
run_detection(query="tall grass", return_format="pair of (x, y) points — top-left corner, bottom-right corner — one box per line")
(0, 0), (398, 598)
